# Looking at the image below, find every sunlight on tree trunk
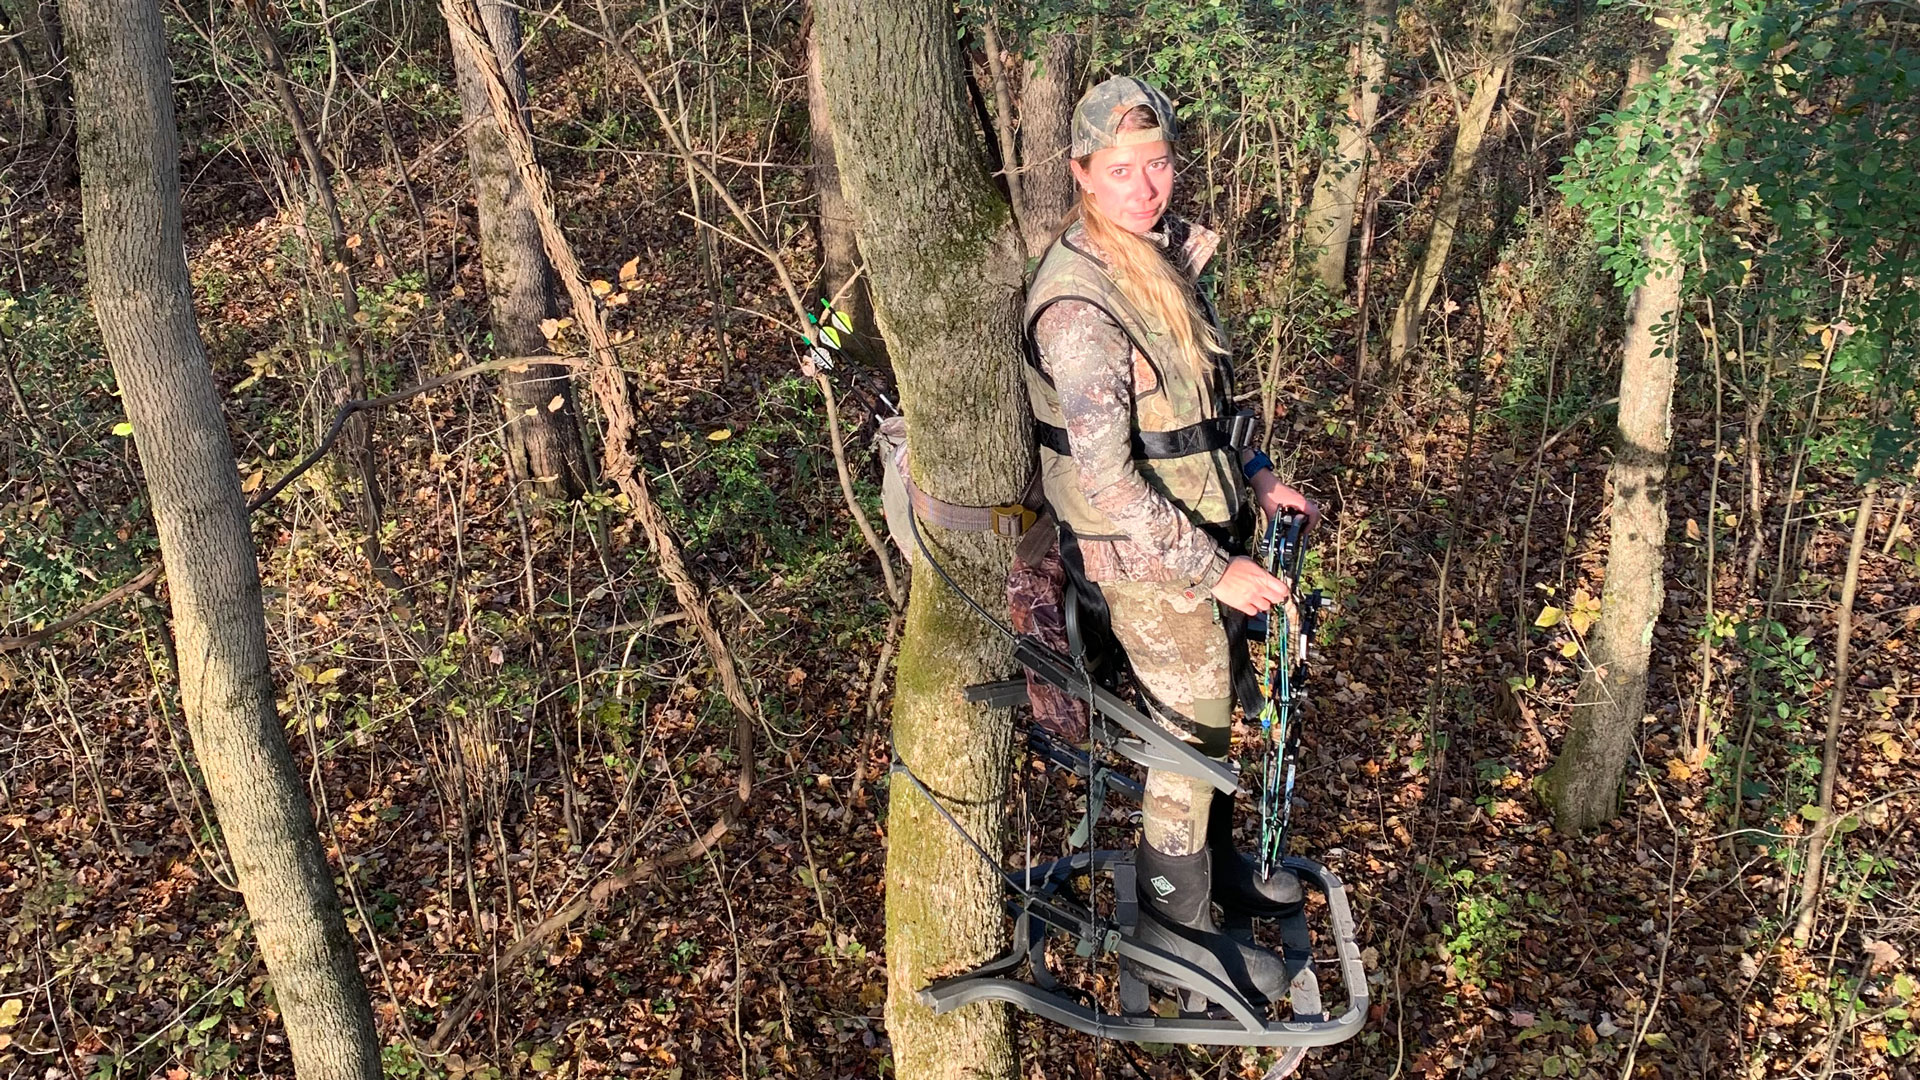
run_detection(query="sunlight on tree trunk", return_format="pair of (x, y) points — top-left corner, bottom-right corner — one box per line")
(815, 1), (1029, 1077)
(1540, 22), (1709, 832)
(1380, 0), (1521, 378)
(60, 0), (382, 1073)
(1017, 28), (1081, 257)
(451, 0), (589, 499)
(1299, 0), (1395, 291)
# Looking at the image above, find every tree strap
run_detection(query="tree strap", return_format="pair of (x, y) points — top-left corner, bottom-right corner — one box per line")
(899, 455), (1044, 537)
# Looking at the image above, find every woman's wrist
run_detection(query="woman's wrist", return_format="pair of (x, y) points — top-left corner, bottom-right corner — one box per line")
(1198, 548), (1232, 589)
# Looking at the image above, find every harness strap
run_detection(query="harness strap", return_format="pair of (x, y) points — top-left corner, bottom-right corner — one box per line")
(1034, 412), (1256, 461)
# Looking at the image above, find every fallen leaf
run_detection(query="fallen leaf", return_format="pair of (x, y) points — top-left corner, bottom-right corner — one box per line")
(1863, 938), (1901, 974)
(1535, 605), (1564, 629)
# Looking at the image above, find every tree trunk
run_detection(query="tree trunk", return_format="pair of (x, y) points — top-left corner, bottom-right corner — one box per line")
(804, 13), (878, 366)
(1016, 28), (1080, 256)
(34, 0), (73, 163)
(60, 0), (381, 1075)
(1299, 0), (1396, 291)
(451, 0), (588, 499)
(1791, 485), (1875, 941)
(980, 15), (1025, 238)
(1380, 0), (1521, 376)
(2, 2), (50, 136)
(814, 2), (1030, 1078)
(1538, 23), (1708, 832)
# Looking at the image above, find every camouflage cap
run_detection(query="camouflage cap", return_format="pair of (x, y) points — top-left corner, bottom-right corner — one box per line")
(1071, 76), (1178, 160)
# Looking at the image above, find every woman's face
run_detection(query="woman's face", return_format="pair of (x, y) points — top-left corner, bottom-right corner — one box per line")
(1071, 139), (1173, 235)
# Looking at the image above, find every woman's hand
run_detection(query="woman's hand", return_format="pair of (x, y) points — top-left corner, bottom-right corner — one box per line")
(1209, 555), (1292, 615)
(1249, 471), (1322, 531)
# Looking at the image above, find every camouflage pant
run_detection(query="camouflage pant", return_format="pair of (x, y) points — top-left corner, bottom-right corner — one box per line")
(1099, 578), (1232, 858)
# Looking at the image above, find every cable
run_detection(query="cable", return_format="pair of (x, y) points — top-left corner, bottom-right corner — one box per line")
(900, 496), (1016, 639)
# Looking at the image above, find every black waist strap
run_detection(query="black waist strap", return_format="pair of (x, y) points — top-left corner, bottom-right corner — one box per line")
(1035, 413), (1254, 461)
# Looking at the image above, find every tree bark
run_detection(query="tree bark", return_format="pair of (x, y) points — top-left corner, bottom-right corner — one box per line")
(60, 0), (381, 1075)
(804, 13), (878, 366)
(1539, 23), (1708, 832)
(814, 2), (1030, 1078)
(451, 0), (588, 499)
(1380, 0), (1521, 376)
(1299, 0), (1396, 291)
(1016, 28), (1080, 256)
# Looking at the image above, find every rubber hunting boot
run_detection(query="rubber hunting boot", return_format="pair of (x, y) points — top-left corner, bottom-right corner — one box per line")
(1132, 838), (1289, 1007)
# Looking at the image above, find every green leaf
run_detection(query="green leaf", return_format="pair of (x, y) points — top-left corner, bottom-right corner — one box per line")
(1643, 1032), (1676, 1051)
(112, 421), (133, 437)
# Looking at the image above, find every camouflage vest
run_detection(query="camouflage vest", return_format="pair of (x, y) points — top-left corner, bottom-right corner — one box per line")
(1024, 219), (1241, 542)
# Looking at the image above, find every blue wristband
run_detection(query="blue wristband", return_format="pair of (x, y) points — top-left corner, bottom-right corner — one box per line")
(1241, 450), (1273, 481)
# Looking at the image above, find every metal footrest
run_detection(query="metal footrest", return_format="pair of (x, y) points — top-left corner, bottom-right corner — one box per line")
(919, 851), (1368, 1049)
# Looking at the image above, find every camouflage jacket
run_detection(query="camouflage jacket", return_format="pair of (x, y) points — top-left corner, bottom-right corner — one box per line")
(1025, 215), (1240, 586)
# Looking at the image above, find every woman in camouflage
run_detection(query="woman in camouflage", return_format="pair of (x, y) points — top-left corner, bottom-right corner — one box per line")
(1024, 75), (1321, 1006)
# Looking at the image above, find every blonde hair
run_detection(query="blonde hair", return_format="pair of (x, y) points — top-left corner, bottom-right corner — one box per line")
(1071, 105), (1226, 371)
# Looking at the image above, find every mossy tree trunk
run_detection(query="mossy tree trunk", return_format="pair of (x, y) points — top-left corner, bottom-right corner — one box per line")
(1380, 0), (1521, 377)
(814, 1), (1030, 1078)
(1539, 21), (1709, 831)
(451, 0), (588, 499)
(1299, 0), (1396, 291)
(60, 0), (382, 1074)
(1016, 28), (1081, 256)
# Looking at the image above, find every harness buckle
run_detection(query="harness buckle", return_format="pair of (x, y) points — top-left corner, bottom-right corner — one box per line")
(991, 505), (1038, 537)
(1227, 412), (1257, 451)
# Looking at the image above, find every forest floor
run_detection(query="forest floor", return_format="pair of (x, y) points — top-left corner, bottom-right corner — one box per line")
(2, 24), (1918, 1080)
